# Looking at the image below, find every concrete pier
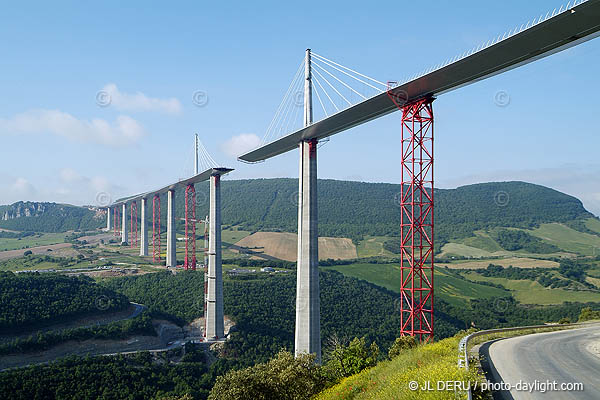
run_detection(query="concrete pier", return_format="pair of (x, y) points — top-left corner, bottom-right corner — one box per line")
(140, 198), (148, 256)
(295, 139), (320, 363)
(294, 48), (321, 364)
(121, 203), (128, 244)
(106, 207), (111, 231)
(205, 174), (224, 339)
(166, 189), (176, 267)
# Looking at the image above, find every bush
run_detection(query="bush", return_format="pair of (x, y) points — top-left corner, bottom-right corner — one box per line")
(578, 307), (600, 322)
(388, 336), (417, 359)
(23, 250), (33, 256)
(323, 336), (379, 381)
(208, 350), (326, 400)
(558, 317), (570, 324)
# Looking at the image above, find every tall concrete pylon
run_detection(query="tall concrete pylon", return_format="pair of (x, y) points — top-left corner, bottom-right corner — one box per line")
(205, 174), (224, 339)
(140, 198), (148, 256)
(295, 48), (321, 363)
(121, 203), (129, 244)
(106, 207), (111, 231)
(166, 189), (176, 267)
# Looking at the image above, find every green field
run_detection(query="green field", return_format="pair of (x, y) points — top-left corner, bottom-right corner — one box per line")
(439, 242), (495, 258)
(461, 230), (503, 252)
(529, 223), (600, 256)
(463, 272), (600, 305)
(222, 228), (251, 244)
(222, 228), (252, 258)
(0, 256), (93, 272)
(585, 217), (600, 234)
(440, 223), (599, 259)
(322, 263), (508, 307)
(588, 267), (600, 279)
(0, 232), (68, 251)
(356, 236), (397, 258)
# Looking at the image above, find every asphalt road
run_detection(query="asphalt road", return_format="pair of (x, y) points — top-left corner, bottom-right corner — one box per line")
(483, 324), (600, 399)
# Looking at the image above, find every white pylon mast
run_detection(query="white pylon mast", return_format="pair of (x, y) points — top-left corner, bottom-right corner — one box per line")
(304, 49), (313, 127)
(194, 133), (199, 175)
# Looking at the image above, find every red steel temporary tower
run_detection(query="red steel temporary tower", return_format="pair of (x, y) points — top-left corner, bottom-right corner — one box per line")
(152, 194), (161, 262)
(388, 86), (435, 342)
(184, 184), (197, 270)
(130, 201), (138, 248)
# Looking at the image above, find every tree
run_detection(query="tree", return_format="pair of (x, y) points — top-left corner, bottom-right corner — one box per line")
(23, 250), (33, 256)
(208, 350), (325, 400)
(322, 336), (379, 380)
(578, 307), (600, 322)
(388, 336), (417, 359)
(559, 259), (586, 282)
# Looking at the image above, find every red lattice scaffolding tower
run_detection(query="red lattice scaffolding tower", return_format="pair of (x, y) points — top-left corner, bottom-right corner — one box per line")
(200, 216), (209, 339)
(152, 194), (161, 263)
(113, 206), (121, 237)
(130, 201), (138, 248)
(184, 184), (197, 270)
(388, 88), (435, 342)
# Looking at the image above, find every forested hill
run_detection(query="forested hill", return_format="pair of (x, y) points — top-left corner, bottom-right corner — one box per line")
(0, 201), (103, 232)
(212, 179), (594, 244)
(1, 181), (594, 244)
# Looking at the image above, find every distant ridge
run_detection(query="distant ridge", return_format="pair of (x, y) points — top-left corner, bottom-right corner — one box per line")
(0, 181), (594, 248)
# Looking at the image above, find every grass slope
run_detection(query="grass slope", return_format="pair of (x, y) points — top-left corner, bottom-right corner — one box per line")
(316, 334), (479, 400)
(0, 232), (67, 252)
(463, 272), (600, 305)
(322, 263), (508, 307)
(530, 223), (600, 256)
(584, 217), (600, 234)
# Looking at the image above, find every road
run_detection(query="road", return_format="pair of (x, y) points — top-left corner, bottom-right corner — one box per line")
(482, 324), (600, 399)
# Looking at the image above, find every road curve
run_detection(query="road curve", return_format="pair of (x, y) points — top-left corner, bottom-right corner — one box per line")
(482, 324), (600, 400)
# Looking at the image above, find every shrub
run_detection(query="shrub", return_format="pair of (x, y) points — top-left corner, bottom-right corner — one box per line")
(388, 336), (417, 359)
(323, 336), (379, 381)
(578, 307), (600, 322)
(208, 350), (326, 400)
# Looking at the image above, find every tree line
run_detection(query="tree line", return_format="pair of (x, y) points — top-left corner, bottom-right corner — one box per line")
(0, 272), (129, 333)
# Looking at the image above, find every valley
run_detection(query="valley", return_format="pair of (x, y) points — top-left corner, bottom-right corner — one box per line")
(0, 179), (599, 399)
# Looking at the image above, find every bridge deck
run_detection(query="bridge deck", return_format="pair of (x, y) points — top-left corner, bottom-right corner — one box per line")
(239, 0), (600, 162)
(111, 167), (233, 206)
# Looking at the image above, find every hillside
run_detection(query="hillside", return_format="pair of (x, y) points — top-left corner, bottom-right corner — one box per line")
(0, 272), (129, 333)
(0, 202), (103, 232)
(6, 180), (594, 246)
(209, 180), (594, 246)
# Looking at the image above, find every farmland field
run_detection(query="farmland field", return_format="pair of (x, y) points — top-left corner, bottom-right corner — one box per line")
(321, 263), (509, 307)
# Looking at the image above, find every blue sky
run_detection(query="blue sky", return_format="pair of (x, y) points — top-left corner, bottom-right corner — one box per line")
(1, 0), (599, 215)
